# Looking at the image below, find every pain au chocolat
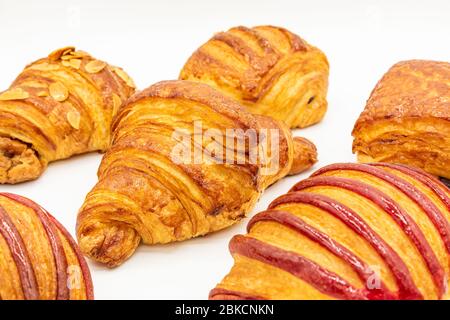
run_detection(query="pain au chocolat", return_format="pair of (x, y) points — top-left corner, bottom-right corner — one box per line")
(211, 163), (450, 300)
(180, 26), (329, 129)
(353, 60), (450, 180)
(0, 47), (135, 184)
(76, 80), (318, 267)
(0, 193), (93, 300)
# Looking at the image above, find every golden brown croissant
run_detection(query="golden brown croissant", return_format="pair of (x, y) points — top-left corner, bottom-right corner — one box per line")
(0, 47), (135, 184)
(180, 26), (329, 129)
(0, 193), (93, 300)
(211, 163), (450, 300)
(352, 60), (450, 180)
(76, 80), (318, 267)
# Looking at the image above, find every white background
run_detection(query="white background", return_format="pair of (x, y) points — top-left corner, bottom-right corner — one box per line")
(0, 0), (448, 299)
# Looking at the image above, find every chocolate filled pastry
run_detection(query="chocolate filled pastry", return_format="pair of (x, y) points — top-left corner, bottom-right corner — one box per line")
(352, 60), (450, 180)
(180, 26), (329, 129)
(211, 163), (450, 300)
(76, 80), (318, 267)
(0, 47), (135, 184)
(0, 193), (93, 300)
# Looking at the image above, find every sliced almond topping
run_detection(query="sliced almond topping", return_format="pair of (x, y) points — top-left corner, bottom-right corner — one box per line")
(49, 82), (69, 102)
(62, 59), (81, 69)
(85, 60), (106, 74)
(66, 110), (81, 129)
(70, 50), (90, 58)
(112, 93), (122, 115)
(0, 88), (30, 101)
(37, 91), (49, 97)
(113, 67), (136, 88)
(70, 59), (82, 69)
(48, 46), (75, 61)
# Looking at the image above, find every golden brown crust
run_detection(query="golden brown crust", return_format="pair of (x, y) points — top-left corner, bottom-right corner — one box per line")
(353, 60), (450, 179)
(77, 80), (317, 267)
(288, 137), (318, 175)
(180, 25), (329, 129)
(0, 47), (135, 183)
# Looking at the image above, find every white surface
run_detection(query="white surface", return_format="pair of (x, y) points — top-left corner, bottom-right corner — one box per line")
(0, 0), (448, 300)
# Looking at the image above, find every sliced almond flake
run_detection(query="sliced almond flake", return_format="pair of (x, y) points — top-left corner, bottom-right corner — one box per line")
(27, 63), (59, 71)
(85, 60), (106, 74)
(112, 93), (122, 115)
(48, 46), (75, 61)
(37, 91), (49, 97)
(70, 50), (90, 58)
(61, 55), (74, 60)
(0, 88), (29, 101)
(49, 82), (69, 102)
(61, 60), (71, 67)
(66, 110), (81, 129)
(70, 59), (82, 69)
(113, 67), (136, 88)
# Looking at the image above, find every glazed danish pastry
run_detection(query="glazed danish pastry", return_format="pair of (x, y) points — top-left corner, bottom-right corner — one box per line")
(76, 80), (317, 267)
(0, 47), (135, 184)
(353, 60), (450, 180)
(180, 25), (329, 129)
(0, 193), (93, 300)
(211, 163), (450, 300)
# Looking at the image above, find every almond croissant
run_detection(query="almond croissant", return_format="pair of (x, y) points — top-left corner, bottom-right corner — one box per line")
(211, 163), (450, 300)
(0, 193), (93, 300)
(180, 25), (329, 129)
(76, 80), (318, 267)
(0, 47), (135, 184)
(353, 60), (450, 180)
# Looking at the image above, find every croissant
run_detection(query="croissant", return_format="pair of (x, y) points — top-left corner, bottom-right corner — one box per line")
(180, 25), (329, 129)
(210, 162), (450, 300)
(76, 80), (318, 267)
(0, 193), (93, 300)
(352, 60), (450, 180)
(0, 46), (135, 184)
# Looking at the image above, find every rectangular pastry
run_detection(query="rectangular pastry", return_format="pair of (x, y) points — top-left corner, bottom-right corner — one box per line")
(352, 60), (449, 179)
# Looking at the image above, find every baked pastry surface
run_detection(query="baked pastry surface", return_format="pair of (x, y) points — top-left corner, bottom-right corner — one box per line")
(180, 26), (329, 129)
(0, 47), (135, 184)
(211, 163), (450, 300)
(76, 80), (317, 267)
(353, 60), (450, 179)
(0, 193), (93, 300)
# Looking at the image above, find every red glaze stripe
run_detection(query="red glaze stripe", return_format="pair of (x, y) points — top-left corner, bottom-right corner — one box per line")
(268, 192), (421, 299)
(1, 193), (69, 300)
(230, 235), (368, 300)
(248, 209), (394, 300)
(46, 211), (94, 300)
(370, 163), (450, 211)
(0, 205), (39, 300)
(311, 163), (450, 253)
(290, 176), (445, 298)
(209, 288), (265, 300)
